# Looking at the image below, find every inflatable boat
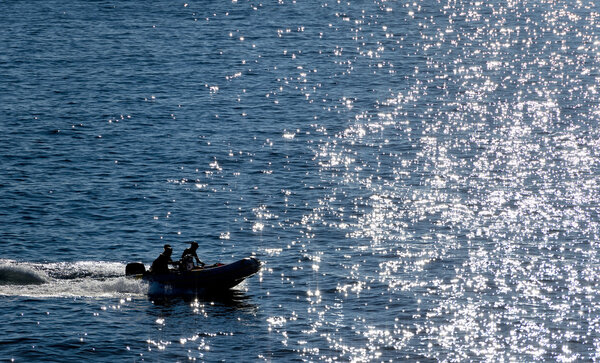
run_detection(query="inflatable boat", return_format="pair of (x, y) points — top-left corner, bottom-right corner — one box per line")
(125, 257), (261, 291)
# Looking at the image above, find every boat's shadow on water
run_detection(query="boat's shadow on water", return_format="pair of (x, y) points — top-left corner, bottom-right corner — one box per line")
(148, 288), (256, 310)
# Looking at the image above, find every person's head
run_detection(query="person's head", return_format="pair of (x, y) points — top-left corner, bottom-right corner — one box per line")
(163, 244), (173, 256)
(190, 241), (199, 250)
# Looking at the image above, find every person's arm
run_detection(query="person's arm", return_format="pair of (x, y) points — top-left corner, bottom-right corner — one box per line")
(193, 252), (205, 266)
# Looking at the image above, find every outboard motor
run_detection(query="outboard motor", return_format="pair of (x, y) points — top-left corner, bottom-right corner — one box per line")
(125, 262), (146, 276)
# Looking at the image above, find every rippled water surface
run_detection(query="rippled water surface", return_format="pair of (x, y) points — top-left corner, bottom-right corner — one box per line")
(3, 0), (600, 361)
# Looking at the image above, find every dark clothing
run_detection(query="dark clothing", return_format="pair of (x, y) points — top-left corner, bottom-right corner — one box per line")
(181, 247), (204, 266)
(150, 252), (176, 274)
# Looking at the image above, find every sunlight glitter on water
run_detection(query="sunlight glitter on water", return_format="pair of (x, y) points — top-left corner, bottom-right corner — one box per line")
(289, 0), (600, 360)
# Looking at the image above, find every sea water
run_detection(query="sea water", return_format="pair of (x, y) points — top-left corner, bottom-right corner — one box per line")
(2, 0), (600, 361)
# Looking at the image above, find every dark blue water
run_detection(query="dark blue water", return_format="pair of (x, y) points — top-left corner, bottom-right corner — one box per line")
(3, 0), (600, 361)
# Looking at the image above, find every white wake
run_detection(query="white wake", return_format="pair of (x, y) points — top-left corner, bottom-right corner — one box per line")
(0, 259), (147, 298)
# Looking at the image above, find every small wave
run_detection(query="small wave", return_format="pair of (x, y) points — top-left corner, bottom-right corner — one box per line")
(0, 264), (48, 285)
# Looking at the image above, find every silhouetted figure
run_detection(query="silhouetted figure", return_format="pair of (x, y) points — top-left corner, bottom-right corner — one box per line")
(150, 244), (178, 274)
(181, 241), (205, 270)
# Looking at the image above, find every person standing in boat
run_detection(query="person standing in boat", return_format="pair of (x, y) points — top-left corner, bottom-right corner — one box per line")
(181, 241), (205, 270)
(150, 244), (179, 274)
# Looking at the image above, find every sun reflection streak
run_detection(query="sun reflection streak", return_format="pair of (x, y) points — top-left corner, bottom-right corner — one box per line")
(252, 0), (600, 360)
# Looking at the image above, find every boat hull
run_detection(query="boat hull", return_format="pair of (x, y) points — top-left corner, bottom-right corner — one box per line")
(140, 257), (261, 291)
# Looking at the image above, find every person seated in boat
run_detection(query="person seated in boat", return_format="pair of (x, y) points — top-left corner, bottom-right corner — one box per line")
(181, 241), (205, 271)
(150, 244), (179, 274)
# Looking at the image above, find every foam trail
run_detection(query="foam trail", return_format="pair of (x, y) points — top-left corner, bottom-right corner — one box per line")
(0, 260), (148, 298)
